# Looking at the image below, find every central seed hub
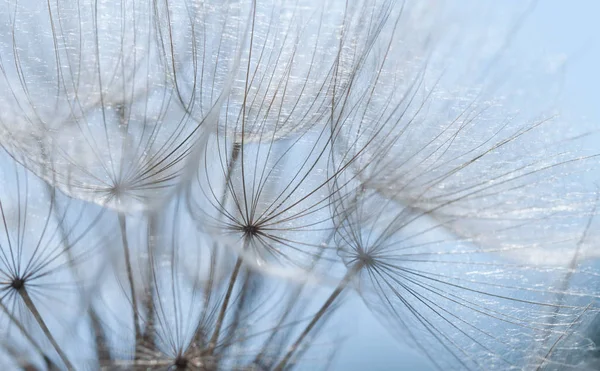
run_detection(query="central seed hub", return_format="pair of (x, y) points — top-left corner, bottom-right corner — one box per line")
(174, 356), (188, 369)
(358, 253), (375, 267)
(11, 278), (25, 290)
(243, 224), (259, 236)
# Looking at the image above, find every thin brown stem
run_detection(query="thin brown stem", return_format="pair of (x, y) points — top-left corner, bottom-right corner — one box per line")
(118, 213), (141, 352)
(273, 264), (361, 371)
(139, 215), (158, 356)
(0, 299), (59, 369)
(207, 256), (244, 354)
(18, 288), (74, 370)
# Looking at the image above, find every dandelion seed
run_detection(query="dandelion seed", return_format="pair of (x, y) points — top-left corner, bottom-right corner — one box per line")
(185, 0), (421, 279)
(0, 149), (115, 369)
(323, 177), (600, 370)
(0, 0), (208, 212)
